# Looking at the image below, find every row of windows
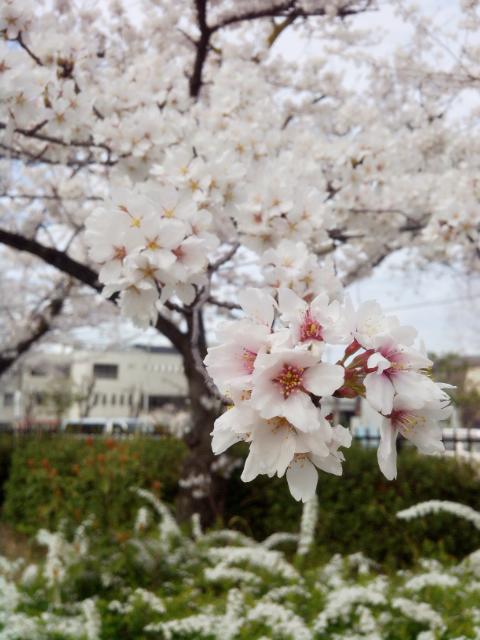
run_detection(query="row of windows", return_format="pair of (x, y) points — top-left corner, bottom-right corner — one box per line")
(144, 363), (183, 373)
(91, 394), (184, 408)
(93, 393), (134, 407)
(93, 363), (183, 379)
(7, 362), (183, 391)
(29, 364), (71, 378)
(2, 391), (184, 409)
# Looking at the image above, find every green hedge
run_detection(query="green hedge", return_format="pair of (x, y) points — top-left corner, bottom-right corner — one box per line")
(2, 434), (187, 538)
(3, 436), (480, 568)
(224, 443), (480, 567)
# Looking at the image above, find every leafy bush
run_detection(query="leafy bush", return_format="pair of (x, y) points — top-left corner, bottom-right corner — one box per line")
(2, 435), (187, 538)
(224, 444), (480, 567)
(4, 436), (480, 568)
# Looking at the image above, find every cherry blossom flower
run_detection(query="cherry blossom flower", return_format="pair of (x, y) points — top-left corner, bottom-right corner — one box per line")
(286, 426), (352, 502)
(210, 397), (351, 502)
(345, 297), (418, 351)
(250, 350), (344, 433)
(377, 395), (451, 480)
(278, 287), (352, 354)
(241, 409), (333, 482)
(364, 336), (435, 415)
(205, 288), (276, 395)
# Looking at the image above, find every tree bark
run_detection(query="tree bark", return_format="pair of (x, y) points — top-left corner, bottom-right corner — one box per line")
(176, 311), (226, 527)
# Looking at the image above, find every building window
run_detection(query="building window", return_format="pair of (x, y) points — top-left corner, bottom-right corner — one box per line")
(149, 394), (186, 409)
(29, 365), (47, 377)
(102, 394), (107, 405)
(111, 394), (116, 406)
(119, 394), (124, 406)
(93, 394), (99, 406)
(4, 393), (14, 407)
(55, 364), (71, 378)
(93, 363), (118, 379)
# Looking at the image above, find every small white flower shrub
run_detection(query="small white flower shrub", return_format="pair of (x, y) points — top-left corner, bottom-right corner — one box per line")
(1, 494), (480, 639)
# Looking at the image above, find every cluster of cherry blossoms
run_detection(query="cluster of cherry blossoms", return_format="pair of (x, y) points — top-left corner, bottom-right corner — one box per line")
(85, 183), (219, 326)
(205, 288), (453, 501)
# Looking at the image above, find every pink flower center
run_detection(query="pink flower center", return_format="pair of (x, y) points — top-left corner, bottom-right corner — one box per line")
(379, 347), (406, 375)
(113, 245), (126, 261)
(272, 364), (305, 398)
(299, 310), (323, 342)
(241, 348), (256, 375)
(173, 246), (185, 260)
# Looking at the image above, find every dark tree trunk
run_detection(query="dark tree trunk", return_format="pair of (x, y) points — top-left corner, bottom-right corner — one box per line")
(176, 311), (227, 528)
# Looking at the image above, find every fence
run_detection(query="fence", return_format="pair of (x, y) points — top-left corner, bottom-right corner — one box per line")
(3, 421), (480, 457)
(354, 426), (480, 458)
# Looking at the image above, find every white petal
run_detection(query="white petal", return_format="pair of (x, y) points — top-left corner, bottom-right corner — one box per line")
(302, 363), (344, 397)
(367, 352), (390, 373)
(331, 425), (353, 449)
(295, 425), (331, 457)
(286, 457), (318, 502)
(282, 392), (320, 432)
(176, 283), (196, 305)
(390, 325), (418, 346)
(404, 417), (445, 455)
(311, 452), (343, 476)
(211, 428), (241, 455)
(278, 287), (306, 316)
(392, 372), (434, 406)
(241, 450), (265, 482)
(377, 419), (398, 480)
(251, 425), (296, 477)
(365, 372), (395, 415)
(238, 288), (276, 327)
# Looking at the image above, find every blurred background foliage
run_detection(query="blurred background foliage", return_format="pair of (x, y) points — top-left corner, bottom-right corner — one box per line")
(1, 434), (479, 570)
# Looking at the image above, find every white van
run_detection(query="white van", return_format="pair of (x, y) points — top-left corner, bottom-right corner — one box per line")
(61, 417), (128, 436)
(60, 417), (153, 436)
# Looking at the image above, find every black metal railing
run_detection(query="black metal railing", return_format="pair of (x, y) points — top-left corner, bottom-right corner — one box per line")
(353, 427), (480, 456)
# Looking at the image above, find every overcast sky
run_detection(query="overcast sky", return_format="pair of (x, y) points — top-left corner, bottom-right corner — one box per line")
(346, 255), (480, 357)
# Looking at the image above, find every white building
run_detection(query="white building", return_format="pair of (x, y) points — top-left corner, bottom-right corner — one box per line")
(0, 346), (187, 428)
(2, 345), (438, 438)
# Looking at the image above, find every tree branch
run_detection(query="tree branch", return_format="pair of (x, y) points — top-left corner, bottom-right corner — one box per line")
(348, 207), (429, 234)
(0, 280), (69, 375)
(185, 281), (226, 403)
(0, 122), (113, 155)
(212, 1), (296, 31)
(190, 0), (213, 98)
(207, 296), (241, 311)
(188, 0), (374, 99)
(0, 193), (103, 202)
(0, 228), (103, 292)
(16, 31), (44, 66)
(208, 242), (240, 272)
(0, 226), (187, 357)
(342, 244), (395, 287)
(212, 0), (371, 32)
